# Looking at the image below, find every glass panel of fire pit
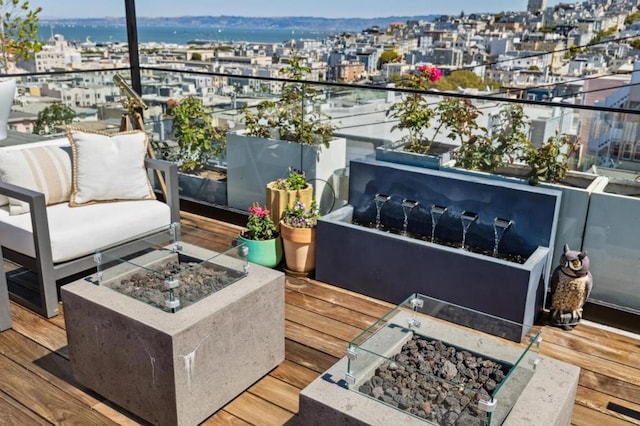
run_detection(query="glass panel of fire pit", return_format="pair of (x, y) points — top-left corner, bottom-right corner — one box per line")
(92, 223), (249, 313)
(347, 293), (541, 425)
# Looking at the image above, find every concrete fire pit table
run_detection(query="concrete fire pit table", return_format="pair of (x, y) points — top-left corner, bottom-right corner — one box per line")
(61, 224), (285, 426)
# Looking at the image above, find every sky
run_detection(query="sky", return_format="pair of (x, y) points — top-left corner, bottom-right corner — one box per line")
(29, 0), (564, 19)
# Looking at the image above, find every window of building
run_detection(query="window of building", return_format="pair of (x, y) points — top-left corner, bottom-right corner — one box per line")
(622, 142), (633, 160)
(634, 144), (640, 161)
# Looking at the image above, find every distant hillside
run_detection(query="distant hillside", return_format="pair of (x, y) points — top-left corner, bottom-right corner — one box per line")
(41, 15), (438, 32)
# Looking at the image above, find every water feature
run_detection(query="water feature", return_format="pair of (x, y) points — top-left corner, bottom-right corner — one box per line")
(373, 193), (390, 230)
(460, 211), (479, 249)
(493, 217), (513, 257)
(430, 205), (448, 242)
(401, 199), (419, 236)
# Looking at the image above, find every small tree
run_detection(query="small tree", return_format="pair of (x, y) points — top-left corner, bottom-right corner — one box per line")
(33, 103), (76, 135)
(171, 96), (226, 172)
(0, 0), (42, 73)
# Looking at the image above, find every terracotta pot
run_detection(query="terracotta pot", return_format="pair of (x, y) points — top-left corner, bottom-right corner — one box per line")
(238, 234), (282, 268)
(265, 181), (313, 227)
(280, 222), (316, 273)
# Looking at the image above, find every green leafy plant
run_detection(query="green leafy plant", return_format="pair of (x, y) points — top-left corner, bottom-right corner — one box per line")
(0, 0), (42, 73)
(281, 197), (320, 229)
(243, 203), (278, 241)
(241, 55), (336, 147)
(520, 133), (578, 185)
(33, 103), (76, 135)
(272, 167), (308, 191)
(170, 96), (226, 172)
(454, 103), (529, 172)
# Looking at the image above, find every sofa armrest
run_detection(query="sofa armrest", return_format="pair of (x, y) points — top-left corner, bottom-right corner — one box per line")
(144, 158), (180, 223)
(0, 182), (54, 271)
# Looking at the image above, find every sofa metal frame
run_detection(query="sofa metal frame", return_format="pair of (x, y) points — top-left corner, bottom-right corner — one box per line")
(0, 158), (179, 318)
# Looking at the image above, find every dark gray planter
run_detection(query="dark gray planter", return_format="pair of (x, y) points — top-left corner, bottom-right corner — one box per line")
(315, 158), (562, 341)
(375, 141), (456, 170)
(441, 163), (608, 277)
(178, 170), (227, 205)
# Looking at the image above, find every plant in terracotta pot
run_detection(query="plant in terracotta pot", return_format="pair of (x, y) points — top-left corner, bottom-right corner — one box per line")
(280, 196), (320, 274)
(266, 166), (313, 226)
(238, 203), (282, 268)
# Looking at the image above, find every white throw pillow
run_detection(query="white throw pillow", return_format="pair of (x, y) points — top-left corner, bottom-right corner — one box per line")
(0, 145), (72, 215)
(67, 128), (156, 206)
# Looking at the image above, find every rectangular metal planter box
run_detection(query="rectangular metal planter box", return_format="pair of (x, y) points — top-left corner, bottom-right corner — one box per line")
(61, 245), (285, 426)
(582, 178), (640, 314)
(441, 164), (608, 275)
(226, 132), (346, 214)
(178, 171), (227, 206)
(315, 158), (562, 340)
(375, 141), (457, 170)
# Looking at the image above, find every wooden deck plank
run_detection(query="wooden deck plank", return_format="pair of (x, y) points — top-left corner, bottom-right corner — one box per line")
(0, 354), (118, 425)
(268, 360), (320, 390)
(0, 390), (51, 425)
(247, 375), (300, 413)
(8, 303), (68, 355)
(284, 339), (338, 373)
(201, 410), (252, 425)
(572, 403), (637, 426)
(578, 369), (640, 406)
(285, 289), (379, 329)
(223, 392), (294, 426)
(541, 341), (640, 387)
(285, 303), (363, 342)
(285, 320), (348, 359)
(575, 386), (640, 425)
(544, 325), (640, 368)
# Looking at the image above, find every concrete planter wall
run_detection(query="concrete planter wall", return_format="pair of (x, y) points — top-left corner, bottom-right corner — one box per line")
(226, 132), (347, 214)
(375, 141), (457, 170)
(315, 158), (562, 341)
(442, 163), (608, 277)
(583, 178), (640, 314)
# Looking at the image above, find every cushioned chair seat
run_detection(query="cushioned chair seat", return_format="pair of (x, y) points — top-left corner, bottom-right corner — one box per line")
(0, 200), (171, 263)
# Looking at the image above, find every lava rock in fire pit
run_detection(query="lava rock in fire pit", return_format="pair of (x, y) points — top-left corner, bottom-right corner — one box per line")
(358, 335), (511, 425)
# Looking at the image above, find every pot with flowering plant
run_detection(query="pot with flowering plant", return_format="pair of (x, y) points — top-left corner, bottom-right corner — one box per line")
(266, 167), (314, 227)
(238, 203), (283, 268)
(379, 65), (483, 169)
(280, 196), (320, 274)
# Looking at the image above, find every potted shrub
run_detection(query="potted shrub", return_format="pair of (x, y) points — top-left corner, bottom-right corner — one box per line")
(238, 203), (282, 268)
(226, 55), (346, 213)
(266, 167), (313, 227)
(379, 65), (483, 169)
(0, 0), (42, 140)
(280, 196), (320, 274)
(156, 96), (228, 204)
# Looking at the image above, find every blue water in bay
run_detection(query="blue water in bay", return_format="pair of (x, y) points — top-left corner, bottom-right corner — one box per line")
(38, 24), (334, 44)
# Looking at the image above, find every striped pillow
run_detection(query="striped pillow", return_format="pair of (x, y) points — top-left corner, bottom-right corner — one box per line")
(0, 145), (72, 215)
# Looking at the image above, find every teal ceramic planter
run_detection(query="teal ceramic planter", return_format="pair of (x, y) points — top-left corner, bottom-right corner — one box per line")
(238, 235), (283, 268)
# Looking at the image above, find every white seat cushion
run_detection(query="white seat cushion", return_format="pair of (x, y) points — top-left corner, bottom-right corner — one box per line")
(0, 200), (171, 263)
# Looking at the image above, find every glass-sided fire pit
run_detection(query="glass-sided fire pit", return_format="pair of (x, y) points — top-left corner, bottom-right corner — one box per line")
(62, 223), (284, 426)
(92, 222), (249, 312)
(345, 294), (541, 425)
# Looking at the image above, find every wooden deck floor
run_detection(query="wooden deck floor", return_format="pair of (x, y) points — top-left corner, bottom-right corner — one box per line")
(1, 213), (640, 425)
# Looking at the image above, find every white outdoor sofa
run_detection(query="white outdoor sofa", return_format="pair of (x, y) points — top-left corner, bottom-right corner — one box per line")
(0, 131), (179, 318)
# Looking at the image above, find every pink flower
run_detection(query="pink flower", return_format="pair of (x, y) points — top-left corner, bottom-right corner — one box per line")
(419, 64), (428, 73)
(429, 67), (442, 82)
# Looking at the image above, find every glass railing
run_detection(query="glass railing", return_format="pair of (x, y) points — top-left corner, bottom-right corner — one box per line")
(4, 67), (640, 316)
(346, 293), (541, 425)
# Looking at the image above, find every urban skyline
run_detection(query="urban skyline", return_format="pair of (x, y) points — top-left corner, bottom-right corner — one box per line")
(30, 0), (565, 19)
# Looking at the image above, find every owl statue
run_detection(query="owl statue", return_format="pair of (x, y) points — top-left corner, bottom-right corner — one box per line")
(549, 244), (593, 330)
